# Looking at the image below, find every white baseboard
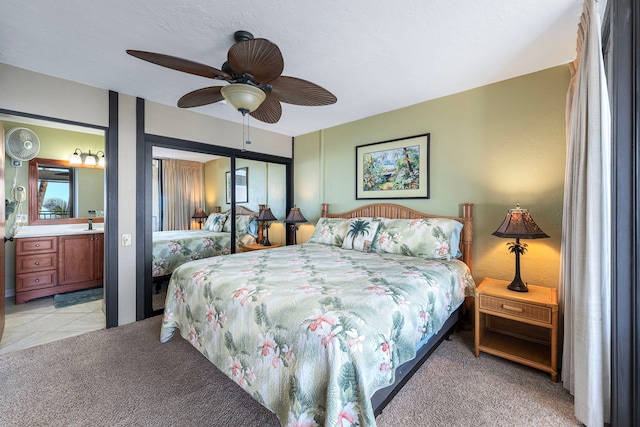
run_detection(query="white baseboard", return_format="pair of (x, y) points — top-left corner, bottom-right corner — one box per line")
(5, 288), (16, 298)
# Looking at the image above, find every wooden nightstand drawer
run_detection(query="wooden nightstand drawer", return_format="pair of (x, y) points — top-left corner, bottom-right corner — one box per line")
(479, 294), (552, 324)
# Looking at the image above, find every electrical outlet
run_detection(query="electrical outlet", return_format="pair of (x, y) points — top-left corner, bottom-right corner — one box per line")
(121, 233), (132, 246)
(15, 214), (27, 223)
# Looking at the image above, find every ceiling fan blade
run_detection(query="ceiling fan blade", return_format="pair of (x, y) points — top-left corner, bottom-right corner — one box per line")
(227, 38), (284, 83)
(270, 76), (337, 106)
(249, 96), (282, 124)
(177, 86), (225, 108)
(126, 50), (231, 80)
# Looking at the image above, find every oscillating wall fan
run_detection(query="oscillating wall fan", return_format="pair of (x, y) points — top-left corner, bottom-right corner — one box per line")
(127, 30), (337, 124)
(5, 127), (41, 167)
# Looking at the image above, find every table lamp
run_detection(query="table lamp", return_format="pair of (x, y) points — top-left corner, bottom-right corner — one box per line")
(192, 208), (208, 229)
(492, 203), (549, 292)
(257, 207), (277, 246)
(285, 206), (307, 244)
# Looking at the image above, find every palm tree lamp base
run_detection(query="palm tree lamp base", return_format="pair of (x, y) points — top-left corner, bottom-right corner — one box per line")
(507, 275), (528, 292)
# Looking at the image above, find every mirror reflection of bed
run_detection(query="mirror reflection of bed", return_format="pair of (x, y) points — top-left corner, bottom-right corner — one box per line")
(150, 147), (286, 312)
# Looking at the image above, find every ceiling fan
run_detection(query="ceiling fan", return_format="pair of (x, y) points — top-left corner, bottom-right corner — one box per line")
(126, 30), (337, 124)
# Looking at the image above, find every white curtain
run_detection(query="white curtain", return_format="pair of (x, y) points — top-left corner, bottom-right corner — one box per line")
(161, 159), (204, 231)
(560, 0), (611, 425)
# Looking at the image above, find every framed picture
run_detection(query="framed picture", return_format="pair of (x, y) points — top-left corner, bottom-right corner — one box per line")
(356, 133), (430, 199)
(225, 167), (249, 204)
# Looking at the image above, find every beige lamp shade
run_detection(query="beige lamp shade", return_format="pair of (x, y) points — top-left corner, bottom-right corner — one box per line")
(221, 84), (266, 113)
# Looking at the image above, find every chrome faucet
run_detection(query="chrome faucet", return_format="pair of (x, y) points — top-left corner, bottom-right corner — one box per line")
(88, 218), (93, 230)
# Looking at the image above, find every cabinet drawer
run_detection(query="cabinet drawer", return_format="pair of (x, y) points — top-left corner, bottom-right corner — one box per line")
(16, 237), (57, 255)
(479, 294), (552, 324)
(16, 253), (57, 274)
(16, 271), (57, 292)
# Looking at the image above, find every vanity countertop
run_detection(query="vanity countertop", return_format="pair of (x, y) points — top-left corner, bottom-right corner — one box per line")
(13, 224), (104, 238)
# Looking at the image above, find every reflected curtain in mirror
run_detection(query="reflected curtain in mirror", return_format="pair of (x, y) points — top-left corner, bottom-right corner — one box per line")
(160, 159), (204, 230)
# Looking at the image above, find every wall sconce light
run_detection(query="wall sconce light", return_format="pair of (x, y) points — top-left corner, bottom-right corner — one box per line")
(69, 148), (82, 165)
(96, 151), (106, 167)
(69, 148), (106, 167)
(257, 207), (277, 246)
(192, 208), (208, 229)
(285, 206), (307, 245)
(492, 203), (550, 292)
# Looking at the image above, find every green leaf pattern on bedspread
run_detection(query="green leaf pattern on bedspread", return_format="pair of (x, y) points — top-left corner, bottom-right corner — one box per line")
(152, 230), (234, 277)
(161, 243), (475, 427)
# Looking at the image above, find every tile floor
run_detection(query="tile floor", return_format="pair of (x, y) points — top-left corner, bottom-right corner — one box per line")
(0, 295), (105, 355)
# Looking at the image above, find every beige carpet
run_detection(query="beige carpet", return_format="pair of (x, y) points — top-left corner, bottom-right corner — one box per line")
(0, 316), (580, 426)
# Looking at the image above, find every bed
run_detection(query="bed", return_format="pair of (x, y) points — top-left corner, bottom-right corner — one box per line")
(161, 203), (474, 426)
(152, 206), (261, 279)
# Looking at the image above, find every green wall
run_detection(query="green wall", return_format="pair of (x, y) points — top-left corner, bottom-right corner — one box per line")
(293, 65), (569, 288)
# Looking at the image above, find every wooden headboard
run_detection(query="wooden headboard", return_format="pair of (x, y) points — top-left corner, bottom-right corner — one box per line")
(221, 206), (264, 242)
(321, 203), (474, 271)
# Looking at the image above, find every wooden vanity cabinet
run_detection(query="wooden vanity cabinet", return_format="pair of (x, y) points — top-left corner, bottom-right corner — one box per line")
(15, 233), (104, 304)
(58, 234), (103, 286)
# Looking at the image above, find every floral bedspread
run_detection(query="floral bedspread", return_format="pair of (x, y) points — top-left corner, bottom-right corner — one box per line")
(161, 243), (475, 426)
(152, 230), (246, 278)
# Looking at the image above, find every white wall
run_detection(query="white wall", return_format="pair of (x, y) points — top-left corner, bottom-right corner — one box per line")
(145, 101), (292, 158)
(1, 63), (291, 325)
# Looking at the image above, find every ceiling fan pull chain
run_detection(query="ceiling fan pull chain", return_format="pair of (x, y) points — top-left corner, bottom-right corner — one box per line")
(242, 113), (246, 151)
(246, 115), (252, 146)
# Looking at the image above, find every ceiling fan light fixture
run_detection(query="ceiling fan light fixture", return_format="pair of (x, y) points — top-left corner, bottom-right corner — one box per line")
(221, 84), (266, 114)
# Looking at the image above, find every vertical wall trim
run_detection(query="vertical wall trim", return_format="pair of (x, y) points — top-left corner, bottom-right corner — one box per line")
(319, 129), (325, 203)
(610, 0), (639, 425)
(135, 97), (146, 320)
(105, 90), (119, 328)
(287, 136), (295, 244)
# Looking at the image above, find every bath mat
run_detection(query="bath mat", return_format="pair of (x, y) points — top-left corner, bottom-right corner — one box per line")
(54, 287), (103, 309)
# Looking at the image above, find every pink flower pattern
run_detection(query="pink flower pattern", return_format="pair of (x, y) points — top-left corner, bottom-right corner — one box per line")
(159, 241), (476, 427)
(337, 401), (358, 427)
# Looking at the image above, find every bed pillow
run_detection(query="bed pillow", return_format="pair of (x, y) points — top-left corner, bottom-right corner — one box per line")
(204, 213), (228, 232)
(223, 214), (259, 237)
(372, 217), (463, 259)
(308, 218), (350, 246)
(341, 218), (380, 252)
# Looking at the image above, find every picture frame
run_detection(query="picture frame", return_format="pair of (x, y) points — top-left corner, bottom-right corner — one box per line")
(356, 133), (430, 199)
(225, 167), (249, 204)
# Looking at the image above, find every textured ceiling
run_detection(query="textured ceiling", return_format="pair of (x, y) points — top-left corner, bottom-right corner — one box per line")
(0, 0), (582, 137)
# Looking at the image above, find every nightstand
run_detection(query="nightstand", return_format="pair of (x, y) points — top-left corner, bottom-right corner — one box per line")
(474, 278), (559, 382)
(242, 243), (281, 252)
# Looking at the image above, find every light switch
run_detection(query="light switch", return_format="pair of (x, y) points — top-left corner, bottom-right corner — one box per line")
(121, 233), (132, 246)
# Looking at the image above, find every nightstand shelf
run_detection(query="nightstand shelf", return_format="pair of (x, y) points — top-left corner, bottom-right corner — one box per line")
(475, 278), (558, 382)
(242, 243), (281, 252)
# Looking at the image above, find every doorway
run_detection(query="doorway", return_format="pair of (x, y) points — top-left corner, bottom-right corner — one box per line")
(0, 113), (110, 354)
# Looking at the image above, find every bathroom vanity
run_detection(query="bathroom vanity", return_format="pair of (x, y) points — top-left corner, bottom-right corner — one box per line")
(14, 225), (104, 304)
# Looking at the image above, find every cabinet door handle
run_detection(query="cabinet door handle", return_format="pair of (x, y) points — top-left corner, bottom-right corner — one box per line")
(502, 304), (524, 313)
(34, 261), (40, 265)
(34, 279), (40, 283)
(35, 244), (40, 247)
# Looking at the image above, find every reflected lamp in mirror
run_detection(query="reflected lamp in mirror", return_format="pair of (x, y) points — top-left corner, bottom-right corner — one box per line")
(285, 206), (307, 245)
(492, 203), (550, 292)
(192, 208), (208, 229)
(70, 148), (106, 168)
(257, 207), (277, 246)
